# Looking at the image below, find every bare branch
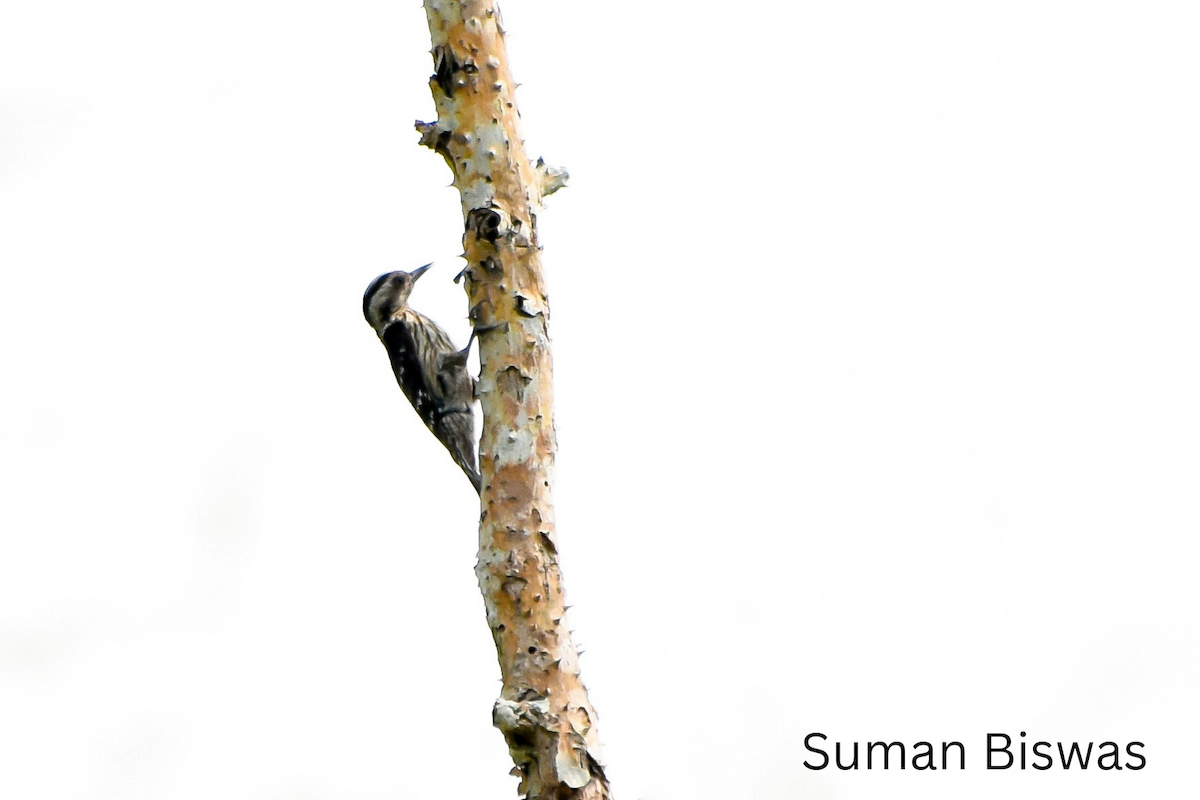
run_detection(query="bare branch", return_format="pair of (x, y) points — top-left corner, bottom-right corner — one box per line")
(419, 2), (608, 798)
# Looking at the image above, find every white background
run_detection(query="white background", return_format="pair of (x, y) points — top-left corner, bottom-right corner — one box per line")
(2, 2), (1197, 798)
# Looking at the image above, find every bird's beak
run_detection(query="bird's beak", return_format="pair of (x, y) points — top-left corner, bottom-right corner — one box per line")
(410, 263), (433, 281)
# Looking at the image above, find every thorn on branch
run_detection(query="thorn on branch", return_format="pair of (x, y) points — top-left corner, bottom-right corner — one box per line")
(474, 321), (510, 337)
(515, 292), (547, 318)
(468, 300), (489, 326)
(535, 157), (569, 198)
(415, 121), (452, 160)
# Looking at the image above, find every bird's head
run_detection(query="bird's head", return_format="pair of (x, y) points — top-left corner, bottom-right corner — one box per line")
(362, 264), (431, 331)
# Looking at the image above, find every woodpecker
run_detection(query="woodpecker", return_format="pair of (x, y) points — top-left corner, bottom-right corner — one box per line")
(363, 265), (481, 493)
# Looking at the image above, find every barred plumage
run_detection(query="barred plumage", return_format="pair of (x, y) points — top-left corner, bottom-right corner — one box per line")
(363, 265), (481, 493)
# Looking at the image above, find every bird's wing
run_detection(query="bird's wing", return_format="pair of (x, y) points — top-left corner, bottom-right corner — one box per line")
(380, 310), (459, 430)
(382, 325), (434, 430)
(380, 311), (480, 493)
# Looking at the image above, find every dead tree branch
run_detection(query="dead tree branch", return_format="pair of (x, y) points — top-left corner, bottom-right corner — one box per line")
(417, 3), (609, 798)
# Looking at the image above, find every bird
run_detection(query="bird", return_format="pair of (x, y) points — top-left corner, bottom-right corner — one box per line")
(363, 264), (481, 493)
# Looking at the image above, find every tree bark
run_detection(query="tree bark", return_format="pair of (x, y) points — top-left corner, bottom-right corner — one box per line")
(417, 3), (609, 798)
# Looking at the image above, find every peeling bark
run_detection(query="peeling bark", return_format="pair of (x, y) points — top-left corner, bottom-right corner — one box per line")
(417, 3), (609, 799)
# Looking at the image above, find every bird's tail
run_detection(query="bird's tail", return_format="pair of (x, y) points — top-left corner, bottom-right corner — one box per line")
(465, 464), (482, 495)
(434, 409), (482, 495)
